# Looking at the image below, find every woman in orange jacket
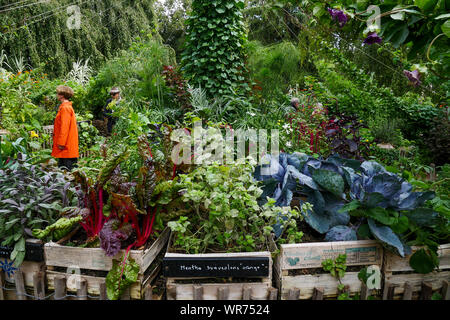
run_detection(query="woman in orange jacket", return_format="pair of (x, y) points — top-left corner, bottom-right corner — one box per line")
(52, 85), (79, 170)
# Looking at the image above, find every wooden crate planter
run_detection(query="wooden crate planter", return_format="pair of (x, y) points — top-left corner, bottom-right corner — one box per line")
(275, 240), (384, 300)
(44, 227), (171, 300)
(0, 239), (46, 300)
(383, 244), (450, 300)
(163, 234), (278, 300)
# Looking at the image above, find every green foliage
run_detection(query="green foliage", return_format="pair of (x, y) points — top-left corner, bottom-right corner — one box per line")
(105, 253), (140, 300)
(0, 0), (157, 78)
(181, 0), (249, 97)
(78, 120), (104, 155)
(322, 254), (347, 279)
(297, 0), (450, 83)
(0, 153), (78, 266)
(423, 112), (450, 166)
(368, 117), (405, 147)
(167, 161), (302, 253)
(246, 40), (304, 100)
(32, 216), (83, 241)
(80, 37), (176, 118)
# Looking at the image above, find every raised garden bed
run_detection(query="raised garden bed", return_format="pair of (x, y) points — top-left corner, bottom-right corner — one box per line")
(274, 240), (384, 300)
(44, 227), (170, 300)
(162, 233), (278, 300)
(382, 243), (450, 300)
(0, 239), (46, 300)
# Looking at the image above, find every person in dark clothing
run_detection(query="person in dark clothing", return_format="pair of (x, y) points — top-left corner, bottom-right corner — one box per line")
(103, 87), (121, 135)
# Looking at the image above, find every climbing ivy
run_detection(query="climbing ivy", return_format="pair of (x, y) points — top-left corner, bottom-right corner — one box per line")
(181, 0), (249, 97)
(0, 0), (157, 77)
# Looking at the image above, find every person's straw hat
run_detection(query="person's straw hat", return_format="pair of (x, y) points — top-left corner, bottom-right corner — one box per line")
(110, 87), (120, 94)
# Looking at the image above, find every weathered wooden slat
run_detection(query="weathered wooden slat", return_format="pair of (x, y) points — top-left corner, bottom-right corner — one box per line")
(121, 287), (131, 300)
(4, 261), (45, 288)
(280, 240), (383, 270)
(167, 284), (176, 300)
(288, 288), (300, 300)
(77, 279), (87, 300)
(144, 285), (153, 300)
(281, 272), (363, 300)
(193, 286), (203, 300)
(54, 276), (66, 300)
(402, 282), (413, 300)
(441, 280), (449, 300)
(383, 282), (395, 300)
(218, 287), (229, 300)
(141, 227), (171, 274)
(46, 270), (144, 299)
(0, 271), (5, 300)
(420, 282), (433, 300)
(360, 283), (370, 300)
(384, 271), (450, 296)
(242, 286), (252, 300)
(312, 287), (324, 300)
(14, 270), (26, 300)
(166, 280), (271, 300)
(268, 288), (278, 300)
(33, 272), (45, 300)
(99, 281), (107, 300)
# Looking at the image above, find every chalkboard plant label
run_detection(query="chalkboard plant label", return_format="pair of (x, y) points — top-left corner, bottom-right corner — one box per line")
(163, 256), (270, 278)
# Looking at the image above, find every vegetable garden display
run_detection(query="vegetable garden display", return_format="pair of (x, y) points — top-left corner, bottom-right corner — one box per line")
(0, 0), (448, 301)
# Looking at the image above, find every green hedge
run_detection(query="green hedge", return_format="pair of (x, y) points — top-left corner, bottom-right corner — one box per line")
(0, 0), (156, 77)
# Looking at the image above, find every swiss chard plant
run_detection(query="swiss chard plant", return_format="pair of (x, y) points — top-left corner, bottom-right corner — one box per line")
(255, 152), (449, 273)
(0, 153), (79, 266)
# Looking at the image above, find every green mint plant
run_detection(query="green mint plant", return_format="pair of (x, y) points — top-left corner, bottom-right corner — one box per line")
(167, 160), (303, 254)
(322, 253), (348, 299)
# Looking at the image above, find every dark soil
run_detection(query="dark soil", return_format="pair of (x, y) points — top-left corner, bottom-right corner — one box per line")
(288, 265), (364, 277)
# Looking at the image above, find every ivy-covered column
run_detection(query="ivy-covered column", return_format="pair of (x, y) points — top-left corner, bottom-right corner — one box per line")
(181, 0), (248, 97)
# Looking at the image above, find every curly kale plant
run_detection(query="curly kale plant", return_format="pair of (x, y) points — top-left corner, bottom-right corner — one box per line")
(255, 152), (448, 273)
(0, 153), (78, 266)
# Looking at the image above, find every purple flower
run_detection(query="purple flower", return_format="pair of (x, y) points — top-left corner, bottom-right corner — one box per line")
(403, 70), (421, 87)
(328, 8), (348, 27)
(363, 32), (382, 45)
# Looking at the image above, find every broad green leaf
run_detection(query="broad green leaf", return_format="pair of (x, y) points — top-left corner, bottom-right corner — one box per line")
(106, 255), (140, 300)
(435, 13), (450, 20)
(312, 169), (345, 197)
(442, 20), (450, 37)
(391, 215), (409, 234)
(390, 12), (405, 20)
(338, 200), (360, 213)
(414, 0), (438, 12)
(409, 248), (438, 273)
(366, 207), (397, 226)
(368, 219), (406, 257)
